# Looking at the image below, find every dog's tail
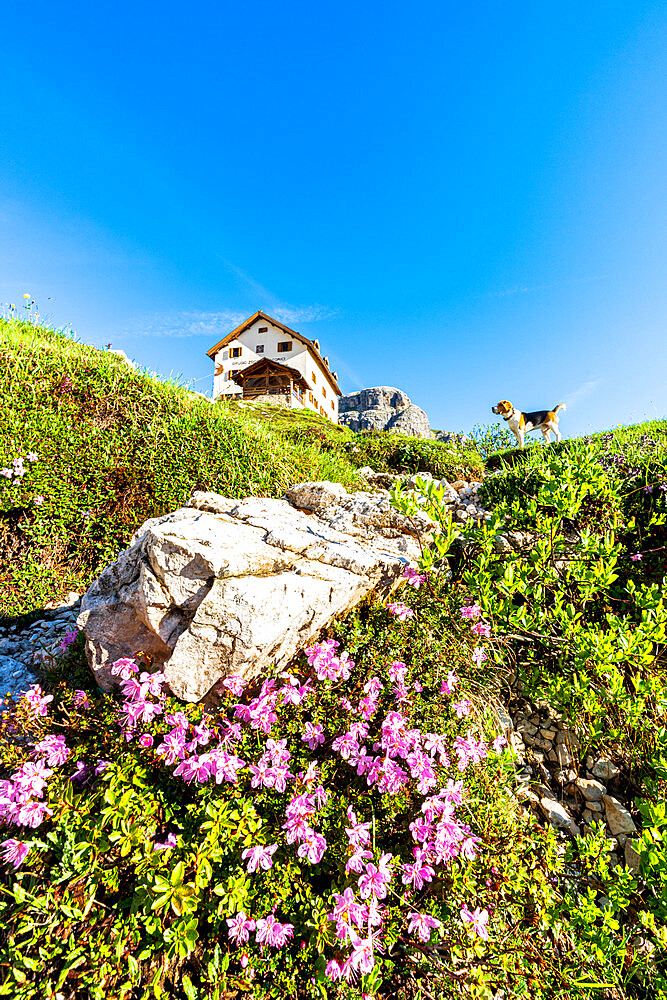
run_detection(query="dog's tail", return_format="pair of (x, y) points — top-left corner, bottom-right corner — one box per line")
(553, 403), (566, 414)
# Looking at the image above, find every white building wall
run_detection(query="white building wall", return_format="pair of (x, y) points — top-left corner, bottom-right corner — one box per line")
(212, 317), (339, 422)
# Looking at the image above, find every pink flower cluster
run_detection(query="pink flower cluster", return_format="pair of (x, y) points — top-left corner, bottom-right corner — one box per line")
(23, 684), (53, 718)
(1, 451), (38, 484)
(59, 629), (79, 653)
(0, 741), (66, 834)
(304, 639), (354, 682)
(227, 910), (294, 948)
(402, 566), (427, 589)
(386, 602), (414, 621)
(283, 786), (328, 864)
(106, 636), (502, 979)
(460, 603), (492, 638)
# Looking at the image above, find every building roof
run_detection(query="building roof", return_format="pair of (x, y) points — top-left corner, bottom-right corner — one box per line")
(229, 358), (310, 393)
(206, 310), (341, 395)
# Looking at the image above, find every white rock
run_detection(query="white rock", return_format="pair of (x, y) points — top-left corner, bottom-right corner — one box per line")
(539, 796), (580, 837)
(78, 484), (430, 702)
(602, 796), (637, 836)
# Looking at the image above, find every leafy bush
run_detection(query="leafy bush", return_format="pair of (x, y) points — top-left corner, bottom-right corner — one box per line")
(469, 422), (516, 460)
(343, 432), (484, 482)
(393, 427), (667, 996)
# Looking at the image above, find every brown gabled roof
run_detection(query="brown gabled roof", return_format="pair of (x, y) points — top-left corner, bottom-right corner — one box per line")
(206, 310), (341, 395)
(229, 358), (310, 393)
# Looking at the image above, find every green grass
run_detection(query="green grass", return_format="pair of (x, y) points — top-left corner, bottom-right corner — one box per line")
(485, 419), (667, 469)
(0, 318), (480, 618)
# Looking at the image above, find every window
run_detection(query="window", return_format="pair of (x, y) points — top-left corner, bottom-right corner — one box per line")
(331, 400), (334, 410)
(258, 326), (268, 333)
(230, 347), (242, 358)
(322, 387), (327, 398)
(256, 344), (264, 354)
(277, 341), (292, 353)
(222, 350), (229, 360)
(311, 372), (316, 383)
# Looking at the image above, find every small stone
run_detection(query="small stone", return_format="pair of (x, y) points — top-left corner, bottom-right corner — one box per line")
(553, 768), (576, 785)
(592, 758), (620, 782)
(539, 797), (580, 837)
(631, 934), (655, 958)
(492, 534), (512, 554)
(585, 755), (595, 770)
(575, 778), (607, 802)
(602, 796), (637, 835)
(555, 745), (574, 768)
(540, 728), (557, 741)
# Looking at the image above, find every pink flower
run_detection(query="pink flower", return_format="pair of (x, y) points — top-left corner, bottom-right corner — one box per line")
(348, 932), (378, 974)
(630, 553), (643, 562)
(138, 733), (154, 748)
(26, 452), (38, 463)
(452, 698), (472, 719)
(173, 754), (211, 784)
(408, 911), (441, 942)
(33, 734), (70, 766)
(346, 847), (373, 873)
(301, 722), (325, 750)
(471, 622), (492, 638)
(440, 670), (458, 695)
(358, 863), (390, 900)
(472, 646), (487, 666)
(386, 602), (414, 621)
(110, 658), (138, 680)
(59, 629), (78, 653)
(242, 844), (277, 873)
(154, 832), (178, 851)
(73, 690), (91, 710)
(325, 959), (343, 981)
(0, 839), (30, 868)
(461, 904), (490, 940)
(255, 914), (294, 947)
(227, 910), (256, 945)
(459, 603), (481, 620)
(492, 734), (507, 753)
(389, 660), (407, 682)
(401, 860), (435, 890)
(23, 685), (53, 718)
(402, 566), (427, 588)
(33, 495), (44, 505)
(222, 675), (246, 696)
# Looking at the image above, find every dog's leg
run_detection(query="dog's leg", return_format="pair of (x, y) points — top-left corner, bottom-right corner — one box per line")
(517, 429), (524, 449)
(542, 428), (551, 444)
(553, 423), (562, 443)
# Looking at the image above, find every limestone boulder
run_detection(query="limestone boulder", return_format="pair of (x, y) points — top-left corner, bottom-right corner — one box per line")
(78, 483), (431, 702)
(338, 386), (431, 438)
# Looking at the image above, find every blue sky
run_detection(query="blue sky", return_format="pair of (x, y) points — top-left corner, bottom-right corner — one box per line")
(1, 1), (665, 437)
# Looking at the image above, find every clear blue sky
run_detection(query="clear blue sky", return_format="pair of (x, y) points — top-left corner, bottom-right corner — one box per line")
(1, 1), (665, 436)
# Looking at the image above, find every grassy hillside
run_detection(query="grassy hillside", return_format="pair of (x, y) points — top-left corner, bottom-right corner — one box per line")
(0, 319), (480, 617)
(1, 318), (666, 1000)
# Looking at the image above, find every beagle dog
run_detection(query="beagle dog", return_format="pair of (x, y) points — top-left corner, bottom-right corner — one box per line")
(492, 400), (566, 449)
